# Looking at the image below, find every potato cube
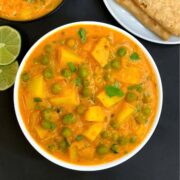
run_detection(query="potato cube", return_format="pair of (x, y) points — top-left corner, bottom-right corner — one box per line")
(59, 47), (84, 67)
(97, 91), (123, 108)
(91, 37), (110, 67)
(69, 146), (78, 162)
(118, 67), (141, 84)
(84, 123), (104, 141)
(29, 75), (45, 98)
(117, 102), (135, 124)
(85, 106), (106, 122)
(50, 88), (79, 106)
(35, 126), (49, 139)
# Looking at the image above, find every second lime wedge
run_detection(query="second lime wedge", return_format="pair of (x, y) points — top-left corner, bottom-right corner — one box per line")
(0, 61), (19, 91)
(0, 26), (21, 65)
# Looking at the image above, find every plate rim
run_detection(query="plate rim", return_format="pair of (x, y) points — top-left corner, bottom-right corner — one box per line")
(103, 0), (180, 45)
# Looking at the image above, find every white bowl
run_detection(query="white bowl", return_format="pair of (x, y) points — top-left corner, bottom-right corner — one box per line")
(14, 21), (163, 171)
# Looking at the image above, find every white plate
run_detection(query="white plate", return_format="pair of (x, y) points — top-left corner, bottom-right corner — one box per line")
(103, 0), (180, 45)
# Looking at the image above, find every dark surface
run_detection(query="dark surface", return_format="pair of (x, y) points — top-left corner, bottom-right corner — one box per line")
(0, 0), (179, 179)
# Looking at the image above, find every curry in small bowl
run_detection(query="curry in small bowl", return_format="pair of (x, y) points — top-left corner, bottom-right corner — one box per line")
(0, 0), (63, 21)
(14, 22), (162, 170)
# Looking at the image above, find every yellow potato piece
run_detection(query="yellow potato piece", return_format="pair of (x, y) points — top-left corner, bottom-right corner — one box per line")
(35, 126), (49, 139)
(49, 88), (79, 106)
(80, 147), (95, 159)
(91, 37), (110, 67)
(59, 47), (84, 67)
(84, 123), (104, 141)
(118, 67), (141, 84)
(69, 145), (78, 162)
(97, 91), (123, 108)
(117, 102), (135, 124)
(85, 106), (106, 122)
(29, 75), (45, 98)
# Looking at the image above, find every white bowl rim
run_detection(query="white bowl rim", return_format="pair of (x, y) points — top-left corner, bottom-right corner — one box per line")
(14, 21), (163, 171)
(103, 0), (180, 45)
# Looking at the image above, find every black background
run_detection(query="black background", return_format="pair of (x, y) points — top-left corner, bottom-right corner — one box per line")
(0, 0), (179, 179)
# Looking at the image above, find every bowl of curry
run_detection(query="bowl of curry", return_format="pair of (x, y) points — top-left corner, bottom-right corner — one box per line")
(0, 0), (64, 22)
(14, 21), (163, 171)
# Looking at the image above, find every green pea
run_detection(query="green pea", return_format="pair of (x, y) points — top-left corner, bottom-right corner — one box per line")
(130, 52), (140, 61)
(104, 62), (111, 70)
(129, 136), (137, 143)
(111, 133), (119, 141)
(79, 66), (88, 78)
(101, 131), (109, 139)
(47, 144), (55, 151)
(128, 84), (142, 92)
(75, 134), (84, 141)
(142, 106), (151, 117)
(51, 83), (62, 94)
(41, 120), (56, 130)
(43, 68), (53, 79)
(96, 144), (109, 155)
(61, 127), (72, 138)
(76, 104), (86, 115)
(61, 68), (72, 78)
(33, 97), (42, 102)
(21, 72), (30, 82)
(34, 104), (42, 110)
(103, 73), (111, 81)
(135, 113), (147, 124)
(41, 109), (52, 120)
(41, 55), (49, 65)
(63, 113), (76, 124)
(136, 85), (143, 92)
(110, 120), (119, 129)
(111, 144), (119, 153)
(83, 79), (89, 87)
(75, 76), (82, 87)
(104, 62), (111, 71)
(82, 87), (89, 97)
(117, 47), (127, 57)
(125, 92), (137, 102)
(111, 59), (120, 69)
(118, 136), (129, 145)
(59, 139), (69, 151)
(44, 44), (52, 54)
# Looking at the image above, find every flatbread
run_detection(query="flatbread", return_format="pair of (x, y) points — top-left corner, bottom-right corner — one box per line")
(116, 0), (171, 40)
(132, 0), (180, 36)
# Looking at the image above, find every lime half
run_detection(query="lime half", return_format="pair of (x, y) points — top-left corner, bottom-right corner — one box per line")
(0, 61), (19, 91)
(0, 26), (21, 65)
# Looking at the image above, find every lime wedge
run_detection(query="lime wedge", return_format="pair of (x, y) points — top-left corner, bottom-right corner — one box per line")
(0, 61), (19, 91)
(0, 26), (21, 65)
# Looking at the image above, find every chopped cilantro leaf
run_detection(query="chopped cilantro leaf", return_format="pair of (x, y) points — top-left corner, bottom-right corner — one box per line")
(78, 28), (86, 44)
(105, 85), (124, 97)
(68, 62), (77, 72)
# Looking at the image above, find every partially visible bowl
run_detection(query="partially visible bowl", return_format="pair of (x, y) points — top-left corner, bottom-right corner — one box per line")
(14, 21), (163, 171)
(0, 0), (64, 22)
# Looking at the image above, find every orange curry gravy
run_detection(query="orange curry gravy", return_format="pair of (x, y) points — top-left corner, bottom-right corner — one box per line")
(0, 0), (63, 21)
(18, 24), (159, 165)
